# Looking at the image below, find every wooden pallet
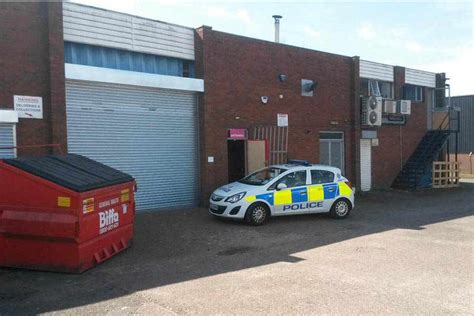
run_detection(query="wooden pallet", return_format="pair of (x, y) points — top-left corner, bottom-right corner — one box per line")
(432, 161), (460, 188)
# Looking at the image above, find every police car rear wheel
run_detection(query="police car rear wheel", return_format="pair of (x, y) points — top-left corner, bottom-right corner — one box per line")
(245, 203), (269, 226)
(330, 199), (351, 219)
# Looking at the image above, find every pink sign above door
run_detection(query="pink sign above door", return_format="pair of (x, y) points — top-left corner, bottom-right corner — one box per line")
(228, 129), (247, 140)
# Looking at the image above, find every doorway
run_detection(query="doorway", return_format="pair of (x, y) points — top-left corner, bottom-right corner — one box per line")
(319, 132), (345, 173)
(228, 140), (246, 182)
(360, 139), (372, 191)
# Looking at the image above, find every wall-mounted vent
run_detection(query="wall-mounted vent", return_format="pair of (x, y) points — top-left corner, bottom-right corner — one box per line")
(398, 100), (412, 115)
(383, 100), (397, 114)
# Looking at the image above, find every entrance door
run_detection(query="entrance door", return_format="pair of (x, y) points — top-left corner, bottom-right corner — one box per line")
(360, 139), (372, 191)
(319, 132), (344, 172)
(228, 140), (246, 182)
(247, 140), (266, 174)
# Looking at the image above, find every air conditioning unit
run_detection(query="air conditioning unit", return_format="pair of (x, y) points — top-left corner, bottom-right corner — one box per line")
(361, 96), (382, 126)
(398, 100), (411, 115)
(383, 100), (397, 114)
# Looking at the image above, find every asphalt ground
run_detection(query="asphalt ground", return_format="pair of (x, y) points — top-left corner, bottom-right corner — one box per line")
(1, 184), (473, 315)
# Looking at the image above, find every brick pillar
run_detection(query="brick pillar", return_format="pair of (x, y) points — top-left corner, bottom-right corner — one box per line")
(351, 56), (361, 189)
(47, 2), (67, 155)
(195, 26), (212, 206)
(394, 66), (405, 99)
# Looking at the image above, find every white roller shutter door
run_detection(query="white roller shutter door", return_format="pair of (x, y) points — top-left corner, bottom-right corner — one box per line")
(0, 124), (16, 159)
(66, 80), (199, 211)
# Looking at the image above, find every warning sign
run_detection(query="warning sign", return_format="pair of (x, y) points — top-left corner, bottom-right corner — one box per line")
(14, 95), (43, 119)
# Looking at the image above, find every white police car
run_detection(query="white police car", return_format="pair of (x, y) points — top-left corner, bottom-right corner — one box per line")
(209, 160), (355, 225)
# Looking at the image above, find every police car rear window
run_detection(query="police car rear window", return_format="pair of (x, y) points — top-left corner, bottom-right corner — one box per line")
(311, 170), (334, 184)
(239, 167), (287, 185)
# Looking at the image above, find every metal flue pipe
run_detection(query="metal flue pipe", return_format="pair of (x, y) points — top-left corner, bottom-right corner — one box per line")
(272, 15), (282, 43)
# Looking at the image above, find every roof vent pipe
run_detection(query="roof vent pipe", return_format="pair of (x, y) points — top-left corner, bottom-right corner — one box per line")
(272, 15), (282, 43)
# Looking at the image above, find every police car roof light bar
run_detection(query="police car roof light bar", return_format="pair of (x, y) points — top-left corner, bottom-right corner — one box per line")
(287, 159), (311, 166)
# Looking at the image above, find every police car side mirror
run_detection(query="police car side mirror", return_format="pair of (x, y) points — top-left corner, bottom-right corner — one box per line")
(276, 183), (287, 191)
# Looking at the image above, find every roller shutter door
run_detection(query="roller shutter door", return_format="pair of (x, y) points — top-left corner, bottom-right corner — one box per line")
(0, 124), (16, 159)
(66, 80), (199, 210)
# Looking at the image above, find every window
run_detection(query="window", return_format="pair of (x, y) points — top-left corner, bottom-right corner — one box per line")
(403, 85), (423, 102)
(311, 170), (334, 184)
(182, 61), (190, 78)
(271, 171), (307, 189)
(64, 42), (195, 78)
(239, 167), (287, 186)
(360, 79), (393, 99)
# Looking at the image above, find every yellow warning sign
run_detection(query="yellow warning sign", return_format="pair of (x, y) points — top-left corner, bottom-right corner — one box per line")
(121, 189), (130, 203)
(57, 196), (71, 208)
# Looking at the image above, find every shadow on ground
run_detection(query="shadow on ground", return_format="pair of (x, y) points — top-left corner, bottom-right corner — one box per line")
(1, 184), (473, 314)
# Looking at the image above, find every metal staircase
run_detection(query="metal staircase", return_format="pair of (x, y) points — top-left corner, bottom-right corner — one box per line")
(392, 130), (451, 189)
(392, 107), (460, 189)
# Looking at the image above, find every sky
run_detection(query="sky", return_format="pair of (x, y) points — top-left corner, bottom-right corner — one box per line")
(71, 0), (473, 96)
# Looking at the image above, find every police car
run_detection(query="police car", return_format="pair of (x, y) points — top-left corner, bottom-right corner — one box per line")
(209, 160), (355, 225)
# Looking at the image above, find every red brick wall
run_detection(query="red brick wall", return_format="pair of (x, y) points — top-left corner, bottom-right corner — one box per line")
(450, 154), (474, 175)
(0, 2), (66, 156)
(195, 28), (356, 204)
(369, 66), (429, 188)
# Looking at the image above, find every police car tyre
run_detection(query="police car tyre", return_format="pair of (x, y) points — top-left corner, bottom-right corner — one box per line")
(245, 203), (269, 226)
(329, 198), (352, 219)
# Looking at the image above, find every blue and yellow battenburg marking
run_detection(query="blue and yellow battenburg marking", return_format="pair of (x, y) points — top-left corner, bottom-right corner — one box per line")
(244, 182), (352, 206)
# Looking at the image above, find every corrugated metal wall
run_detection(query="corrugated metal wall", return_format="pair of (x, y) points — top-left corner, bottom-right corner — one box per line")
(63, 2), (195, 60)
(449, 95), (474, 153)
(66, 80), (199, 210)
(405, 68), (436, 87)
(0, 124), (15, 158)
(359, 60), (394, 82)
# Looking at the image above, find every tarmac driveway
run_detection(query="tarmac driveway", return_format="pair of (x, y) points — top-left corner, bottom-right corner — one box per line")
(1, 185), (473, 315)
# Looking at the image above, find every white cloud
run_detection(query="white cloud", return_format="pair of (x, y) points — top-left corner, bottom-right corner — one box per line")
(236, 9), (252, 25)
(304, 26), (321, 41)
(405, 41), (423, 53)
(206, 6), (253, 26)
(416, 46), (474, 96)
(357, 22), (376, 41)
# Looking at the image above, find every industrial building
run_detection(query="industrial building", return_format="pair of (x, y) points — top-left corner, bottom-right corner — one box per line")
(0, 2), (454, 210)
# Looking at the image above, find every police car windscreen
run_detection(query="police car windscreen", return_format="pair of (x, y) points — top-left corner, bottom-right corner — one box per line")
(239, 167), (287, 186)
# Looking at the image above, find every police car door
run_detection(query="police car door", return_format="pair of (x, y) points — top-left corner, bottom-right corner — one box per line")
(272, 170), (310, 215)
(308, 169), (337, 212)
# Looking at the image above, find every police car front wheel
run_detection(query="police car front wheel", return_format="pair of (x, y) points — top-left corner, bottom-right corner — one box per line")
(329, 198), (352, 219)
(245, 203), (269, 226)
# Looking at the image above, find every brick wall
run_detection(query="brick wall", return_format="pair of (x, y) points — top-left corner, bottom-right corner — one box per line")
(369, 66), (429, 188)
(0, 2), (66, 156)
(195, 27), (356, 204)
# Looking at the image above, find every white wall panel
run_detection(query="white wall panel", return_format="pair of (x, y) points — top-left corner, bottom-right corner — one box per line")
(63, 2), (195, 60)
(405, 68), (436, 87)
(65, 64), (204, 92)
(360, 60), (394, 82)
(360, 139), (372, 191)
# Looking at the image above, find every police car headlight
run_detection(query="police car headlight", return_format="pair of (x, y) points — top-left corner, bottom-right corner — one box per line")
(225, 192), (246, 203)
